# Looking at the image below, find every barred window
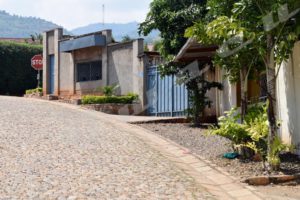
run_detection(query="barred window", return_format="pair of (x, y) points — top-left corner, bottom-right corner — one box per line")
(77, 61), (102, 82)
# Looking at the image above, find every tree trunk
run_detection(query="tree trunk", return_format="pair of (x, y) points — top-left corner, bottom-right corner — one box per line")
(240, 67), (248, 123)
(266, 34), (278, 170)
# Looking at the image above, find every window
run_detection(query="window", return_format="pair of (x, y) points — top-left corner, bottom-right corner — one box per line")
(77, 61), (102, 82)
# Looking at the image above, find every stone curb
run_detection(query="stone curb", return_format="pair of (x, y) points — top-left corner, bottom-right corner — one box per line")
(244, 174), (300, 186)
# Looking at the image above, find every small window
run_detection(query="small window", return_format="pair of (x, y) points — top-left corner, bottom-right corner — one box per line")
(77, 61), (102, 82)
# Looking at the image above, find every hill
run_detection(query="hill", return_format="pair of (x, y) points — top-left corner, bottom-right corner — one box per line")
(72, 22), (160, 43)
(0, 10), (67, 38)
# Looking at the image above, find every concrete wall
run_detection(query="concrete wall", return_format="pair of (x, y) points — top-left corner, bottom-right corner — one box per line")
(215, 67), (237, 117)
(204, 69), (217, 119)
(277, 41), (300, 154)
(107, 39), (145, 111)
(108, 42), (134, 94)
(59, 52), (74, 97)
(43, 28), (63, 96)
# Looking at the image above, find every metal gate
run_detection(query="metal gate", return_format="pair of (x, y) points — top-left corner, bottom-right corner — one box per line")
(147, 66), (189, 117)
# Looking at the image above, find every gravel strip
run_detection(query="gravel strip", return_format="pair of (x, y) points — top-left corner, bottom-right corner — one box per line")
(139, 123), (300, 179)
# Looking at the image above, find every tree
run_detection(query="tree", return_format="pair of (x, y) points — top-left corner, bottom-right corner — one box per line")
(121, 35), (132, 42)
(139, 0), (207, 57)
(153, 40), (162, 52)
(0, 42), (42, 96)
(144, 42), (150, 51)
(140, 0), (222, 126)
(30, 33), (43, 45)
(186, 0), (300, 169)
(186, 3), (264, 122)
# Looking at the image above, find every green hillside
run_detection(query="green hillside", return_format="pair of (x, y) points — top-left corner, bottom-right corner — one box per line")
(0, 10), (65, 38)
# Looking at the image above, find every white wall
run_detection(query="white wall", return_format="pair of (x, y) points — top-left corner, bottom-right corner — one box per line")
(215, 67), (237, 117)
(277, 41), (300, 154)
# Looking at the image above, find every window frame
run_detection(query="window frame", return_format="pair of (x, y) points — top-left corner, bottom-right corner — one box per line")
(76, 60), (102, 83)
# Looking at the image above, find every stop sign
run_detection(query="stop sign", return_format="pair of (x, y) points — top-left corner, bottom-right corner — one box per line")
(31, 54), (43, 70)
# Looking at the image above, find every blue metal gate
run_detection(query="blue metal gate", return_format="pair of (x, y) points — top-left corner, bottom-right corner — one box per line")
(49, 55), (55, 94)
(147, 66), (189, 117)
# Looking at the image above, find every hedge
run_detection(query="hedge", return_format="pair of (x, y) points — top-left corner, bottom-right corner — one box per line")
(82, 95), (137, 105)
(0, 41), (42, 96)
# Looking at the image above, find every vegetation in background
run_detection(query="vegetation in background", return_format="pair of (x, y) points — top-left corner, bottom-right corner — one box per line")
(0, 10), (66, 38)
(186, 0), (300, 170)
(153, 40), (163, 52)
(139, 0), (208, 57)
(0, 41), (42, 96)
(30, 33), (43, 45)
(144, 42), (150, 51)
(103, 85), (120, 96)
(25, 87), (42, 95)
(140, 0), (223, 126)
(121, 35), (133, 42)
(82, 95), (138, 105)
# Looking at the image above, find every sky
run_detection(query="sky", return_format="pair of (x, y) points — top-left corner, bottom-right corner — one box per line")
(0, 0), (152, 30)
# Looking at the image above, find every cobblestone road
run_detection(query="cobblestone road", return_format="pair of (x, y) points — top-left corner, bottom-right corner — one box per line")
(0, 97), (213, 199)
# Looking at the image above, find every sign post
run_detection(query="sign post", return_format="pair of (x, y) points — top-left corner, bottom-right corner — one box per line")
(31, 55), (43, 87)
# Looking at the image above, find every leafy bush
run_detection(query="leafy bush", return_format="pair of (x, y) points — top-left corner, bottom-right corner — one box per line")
(267, 136), (294, 169)
(210, 103), (294, 166)
(25, 87), (42, 95)
(103, 85), (119, 96)
(127, 93), (139, 101)
(244, 103), (269, 159)
(210, 108), (250, 146)
(82, 95), (137, 105)
(0, 41), (42, 96)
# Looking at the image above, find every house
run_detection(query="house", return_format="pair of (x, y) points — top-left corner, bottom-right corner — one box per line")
(175, 38), (300, 155)
(42, 28), (147, 114)
(174, 38), (263, 121)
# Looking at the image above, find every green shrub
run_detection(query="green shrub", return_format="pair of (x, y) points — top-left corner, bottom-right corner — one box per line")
(103, 84), (120, 96)
(25, 87), (42, 95)
(244, 103), (269, 159)
(82, 95), (137, 105)
(267, 136), (294, 169)
(127, 92), (139, 101)
(0, 41), (42, 96)
(211, 103), (294, 166)
(210, 108), (250, 146)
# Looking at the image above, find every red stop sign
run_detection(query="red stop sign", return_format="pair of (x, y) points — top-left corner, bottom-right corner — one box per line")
(31, 54), (43, 70)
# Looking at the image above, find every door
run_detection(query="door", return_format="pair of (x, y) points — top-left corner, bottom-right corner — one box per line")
(49, 55), (55, 94)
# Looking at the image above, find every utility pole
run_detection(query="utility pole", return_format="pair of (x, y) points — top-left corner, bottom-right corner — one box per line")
(102, 4), (105, 27)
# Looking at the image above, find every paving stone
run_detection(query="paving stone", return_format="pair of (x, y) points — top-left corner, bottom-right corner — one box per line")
(0, 96), (213, 199)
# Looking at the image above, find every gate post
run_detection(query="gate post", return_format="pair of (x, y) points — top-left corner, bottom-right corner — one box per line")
(156, 67), (159, 117)
(171, 75), (174, 117)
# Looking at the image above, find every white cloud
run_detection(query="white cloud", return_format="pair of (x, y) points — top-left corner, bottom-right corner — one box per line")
(0, 0), (151, 29)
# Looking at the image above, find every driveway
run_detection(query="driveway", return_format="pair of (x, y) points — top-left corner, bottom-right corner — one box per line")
(0, 96), (213, 199)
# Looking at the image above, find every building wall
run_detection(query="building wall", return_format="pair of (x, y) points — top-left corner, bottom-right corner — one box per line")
(215, 67), (237, 117)
(203, 69), (217, 120)
(277, 41), (300, 154)
(107, 39), (145, 111)
(59, 52), (74, 97)
(43, 28), (146, 114)
(74, 47), (103, 96)
(108, 42), (134, 94)
(43, 28), (63, 96)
